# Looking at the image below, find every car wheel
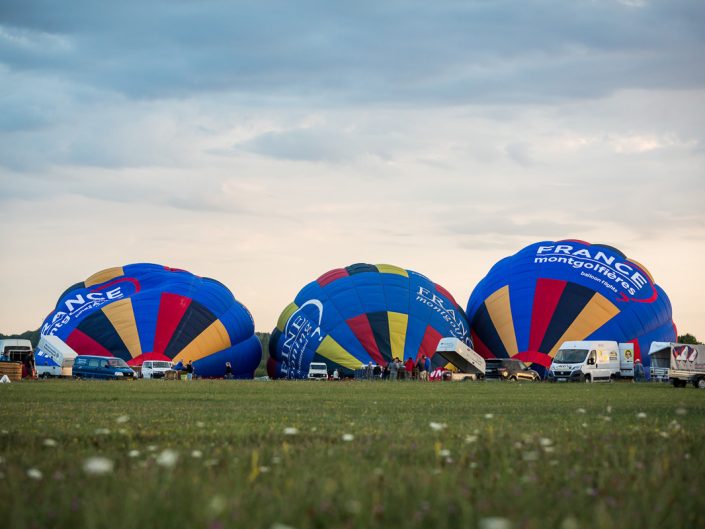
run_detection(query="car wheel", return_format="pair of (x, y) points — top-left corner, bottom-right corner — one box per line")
(696, 378), (705, 389)
(584, 375), (591, 383)
(509, 375), (518, 382)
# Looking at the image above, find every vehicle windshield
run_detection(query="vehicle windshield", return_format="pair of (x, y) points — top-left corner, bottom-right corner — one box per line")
(485, 360), (506, 368)
(107, 358), (129, 368)
(310, 363), (327, 370)
(151, 361), (172, 368)
(554, 349), (589, 363)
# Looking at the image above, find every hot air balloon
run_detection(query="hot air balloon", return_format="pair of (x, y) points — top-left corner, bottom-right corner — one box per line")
(466, 240), (676, 376)
(36, 264), (261, 378)
(268, 263), (470, 379)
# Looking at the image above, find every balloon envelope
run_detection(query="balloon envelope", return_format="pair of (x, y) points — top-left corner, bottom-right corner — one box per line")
(466, 240), (676, 374)
(268, 263), (471, 379)
(38, 264), (261, 378)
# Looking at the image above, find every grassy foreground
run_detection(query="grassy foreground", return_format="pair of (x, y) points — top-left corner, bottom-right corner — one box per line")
(0, 380), (703, 529)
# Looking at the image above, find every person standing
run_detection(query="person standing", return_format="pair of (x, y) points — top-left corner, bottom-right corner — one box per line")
(404, 357), (414, 380)
(186, 360), (194, 381)
(634, 359), (645, 382)
(389, 358), (399, 381)
(424, 355), (432, 381)
(224, 361), (233, 379)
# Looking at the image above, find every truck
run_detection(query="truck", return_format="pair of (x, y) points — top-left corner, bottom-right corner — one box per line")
(663, 343), (705, 388)
(434, 338), (486, 381)
(34, 335), (78, 377)
(0, 339), (33, 363)
(647, 342), (674, 381)
(139, 360), (175, 379)
(547, 340), (634, 383)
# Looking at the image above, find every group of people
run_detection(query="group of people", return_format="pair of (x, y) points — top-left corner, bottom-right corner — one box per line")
(356, 355), (433, 381)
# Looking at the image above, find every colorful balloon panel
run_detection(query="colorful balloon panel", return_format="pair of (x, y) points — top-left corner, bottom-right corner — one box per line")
(268, 263), (471, 379)
(39, 264), (261, 378)
(466, 240), (676, 374)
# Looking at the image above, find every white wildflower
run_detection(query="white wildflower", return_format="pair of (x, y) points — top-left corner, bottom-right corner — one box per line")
(577, 408), (586, 414)
(479, 516), (513, 529)
(208, 495), (227, 516)
(283, 427), (299, 436)
(147, 445), (158, 452)
(439, 449), (451, 458)
(539, 438), (553, 447)
(27, 468), (43, 480)
(465, 435), (478, 444)
(115, 415), (129, 424)
(606, 405), (613, 414)
(43, 438), (58, 447)
(196, 421), (205, 428)
(484, 413), (494, 419)
(128, 450), (140, 458)
(156, 449), (179, 468)
(675, 407), (686, 416)
(191, 450), (202, 458)
(636, 412), (647, 419)
(342, 433), (354, 442)
(83, 457), (114, 476)
(429, 422), (447, 431)
(94, 428), (110, 435)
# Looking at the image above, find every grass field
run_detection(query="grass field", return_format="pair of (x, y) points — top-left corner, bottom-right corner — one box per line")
(0, 380), (703, 529)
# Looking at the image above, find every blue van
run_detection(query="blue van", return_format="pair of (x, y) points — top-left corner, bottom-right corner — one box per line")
(72, 355), (136, 380)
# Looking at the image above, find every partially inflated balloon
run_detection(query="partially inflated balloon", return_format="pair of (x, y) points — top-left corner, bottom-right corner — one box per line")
(466, 240), (676, 374)
(38, 264), (261, 378)
(268, 263), (470, 379)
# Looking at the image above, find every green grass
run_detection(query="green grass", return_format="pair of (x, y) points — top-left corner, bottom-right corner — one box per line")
(0, 380), (703, 529)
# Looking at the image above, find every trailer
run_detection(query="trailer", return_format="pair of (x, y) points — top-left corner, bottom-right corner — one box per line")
(34, 335), (78, 377)
(664, 343), (705, 388)
(435, 338), (486, 380)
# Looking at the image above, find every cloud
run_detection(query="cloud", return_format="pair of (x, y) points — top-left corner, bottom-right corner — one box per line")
(1, 1), (704, 103)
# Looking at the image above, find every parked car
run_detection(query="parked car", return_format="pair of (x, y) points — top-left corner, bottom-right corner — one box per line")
(307, 362), (329, 380)
(484, 358), (540, 381)
(73, 355), (136, 380)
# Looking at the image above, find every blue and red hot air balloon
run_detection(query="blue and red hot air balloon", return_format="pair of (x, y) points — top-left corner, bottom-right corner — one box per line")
(268, 263), (471, 379)
(466, 240), (676, 375)
(36, 264), (261, 378)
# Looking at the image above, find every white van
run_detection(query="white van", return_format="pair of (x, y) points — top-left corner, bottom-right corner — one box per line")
(547, 340), (622, 382)
(34, 335), (78, 377)
(140, 360), (174, 379)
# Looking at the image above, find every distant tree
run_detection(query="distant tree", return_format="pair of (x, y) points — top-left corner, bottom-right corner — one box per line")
(677, 333), (700, 345)
(254, 332), (271, 377)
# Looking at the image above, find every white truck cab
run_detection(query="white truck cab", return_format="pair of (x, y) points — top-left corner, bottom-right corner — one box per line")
(547, 340), (622, 383)
(140, 360), (174, 379)
(307, 362), (329, 380)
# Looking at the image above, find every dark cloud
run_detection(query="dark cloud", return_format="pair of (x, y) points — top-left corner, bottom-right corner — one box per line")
(1, 1), (703, 103)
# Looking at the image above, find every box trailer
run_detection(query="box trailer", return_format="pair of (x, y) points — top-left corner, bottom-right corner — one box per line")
(435, 338), (486, 380)
(34, 335), (78, 377)
(665, 343), (705, 388)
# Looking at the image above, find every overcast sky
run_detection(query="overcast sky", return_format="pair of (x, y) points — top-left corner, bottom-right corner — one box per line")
(1, 0), (703, 339)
